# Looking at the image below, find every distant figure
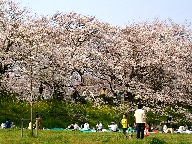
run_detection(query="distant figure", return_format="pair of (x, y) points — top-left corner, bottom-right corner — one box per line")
(28, 121), (32, 130)
(134, 104), (146, 139)
(83, 121), (90, 130)
(156, 123), (163, 132)
(67, 124), (74, 130)
(80, 123), (84, 129)
(163, 123), (168, 133)
(39, 83), (44, 100)
(72, 87), (80, 102)
(177, 124), (185, 133)
(36, 112), (43, 129)
(166, 117), (172, 128)
(100, 88), (106, 97)
(96, 121), (102, 131)
(134, 123), (137, 132)
(121, 114), (128, 137)
(151, 123), (156, 131)
(73, 123), (80, 131)
(144, 123), (149, 136)
(108, 122), (118, 132)
(127, 124), (134, 139)
(5, 118), (15, 128)
(172, 123), (178, 131)
(1, 123), (6, 129)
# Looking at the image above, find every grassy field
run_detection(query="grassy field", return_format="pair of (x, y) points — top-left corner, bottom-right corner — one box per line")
(0, 129), (192, 144)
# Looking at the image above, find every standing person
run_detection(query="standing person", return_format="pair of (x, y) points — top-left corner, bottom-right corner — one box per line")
(100, 88), (106, 97)
(72, 87), (80, 102)
(144, 123), (149, 136)
(36, 112), (43, 129)
(39, 83), (44, 100)
(121, 114), (128, 137)
(134, 104), (146, 139)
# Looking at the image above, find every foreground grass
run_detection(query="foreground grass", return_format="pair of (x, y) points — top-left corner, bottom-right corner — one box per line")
(0, 129), (192, 144)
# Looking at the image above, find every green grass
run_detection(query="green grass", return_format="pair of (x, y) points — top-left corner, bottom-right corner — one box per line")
(0, 129), (192, 144)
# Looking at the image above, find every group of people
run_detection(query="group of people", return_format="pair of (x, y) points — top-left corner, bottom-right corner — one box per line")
(67, 121), (90, 131)
(1, 118), (15, 129)
(28, 112), (43, 130)
(145, 119), (192, 134)
(121, 103), (146, 139)
(3, 103), (190, 139)
(66, 103), (146, 139)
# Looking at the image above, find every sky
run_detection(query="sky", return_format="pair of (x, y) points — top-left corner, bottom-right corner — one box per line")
(14, 0), (192, 28)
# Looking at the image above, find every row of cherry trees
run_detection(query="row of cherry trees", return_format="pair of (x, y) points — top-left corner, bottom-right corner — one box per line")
(0, 0), (191, 106)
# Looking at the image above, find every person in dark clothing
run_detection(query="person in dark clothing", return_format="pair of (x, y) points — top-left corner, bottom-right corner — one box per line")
(68, 124), (74, 129)
(172, 123), (178, 131)
(72, 87), (80, 102)
(39, 83), (44, 100)
(166, 117), (172, 128)
(5, 118), (14, 128)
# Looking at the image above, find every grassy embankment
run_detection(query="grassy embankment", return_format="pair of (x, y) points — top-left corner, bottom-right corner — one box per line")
(0, 129), (192, 144)
(1, 90), (192, 129)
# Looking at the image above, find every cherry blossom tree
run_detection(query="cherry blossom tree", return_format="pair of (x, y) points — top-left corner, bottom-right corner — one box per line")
(0, 0), (191, 111)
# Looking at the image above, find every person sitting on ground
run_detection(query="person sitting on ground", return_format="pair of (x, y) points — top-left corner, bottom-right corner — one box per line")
(148, 123), (152, 132)
(185, 125), (188, 131)
(5, 118), (15, 128)
(108, 122), (118, 132)
(151, 123), (157, 132)
(96, 121), (102, 131)
(163, 123), (168, 133)
(156, 122), (163, 132)
(80, 123), (84, 129)
(114, 121), (119, 131)
(73, 122), (80, 131)
(67, 124), (74, 130)
(177, 124), (185, 133)
(172, 122), (178, 131)
(166, 117), (172, 128)
(83, 121), (90, 130)
(1, 122), (6, 129)
(28, 121), (32, 130)
(127, 124), (134, 139)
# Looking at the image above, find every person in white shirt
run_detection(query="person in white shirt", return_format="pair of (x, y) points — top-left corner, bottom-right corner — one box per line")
(163, 124), (168, 133)
(73, 123), (80, 131)
(83, 122), (90, 130)
(178, 124), (185, 133)
(96, 121), (102, 131)
(108, 122), (118, 132)
(1, 123), (6, 129)
(134, 104), (146, 139)
(28, 121), (32, 130)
